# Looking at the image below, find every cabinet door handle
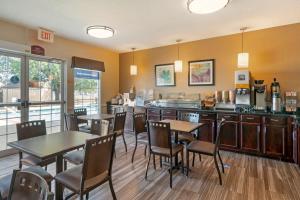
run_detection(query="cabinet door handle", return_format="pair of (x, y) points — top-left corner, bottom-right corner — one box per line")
(202, 114), (209, 117)
(224, 115), (231, 118)
(246, 117), (255, 120)
(271, 119), (279, 122)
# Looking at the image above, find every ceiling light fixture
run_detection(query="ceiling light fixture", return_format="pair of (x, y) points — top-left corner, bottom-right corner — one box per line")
(174, 40), (183, 73)
(87, 26), (114, 38)
(187, 0), (229, 14)
(130, 48), (138, 76)
(237, 27), (249, 68)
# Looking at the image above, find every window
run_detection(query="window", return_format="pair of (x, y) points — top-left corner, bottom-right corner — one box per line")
(74, 68), (100, 115)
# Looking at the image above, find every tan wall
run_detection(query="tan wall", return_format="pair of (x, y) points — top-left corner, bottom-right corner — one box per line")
(119, 23), (300, 100)
(0, 19), (119, 111)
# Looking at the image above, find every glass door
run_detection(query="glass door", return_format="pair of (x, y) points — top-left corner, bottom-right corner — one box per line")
(0, 51), (25, 154)
(0, 51), (65, 155)
(26, 57), (65, 134)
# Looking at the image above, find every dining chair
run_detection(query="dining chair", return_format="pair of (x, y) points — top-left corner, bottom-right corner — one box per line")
(8, 170), (54, 200)
(178, 112), (200, 143)
(55, 134), (117, 200)
(63, 119), (110, 170)
(131, 113), (148, 163)
(74, 108), (88, 124)
(16, 120), (56, 170)
(64, 113), (89, 133)
(90, 119), (110, 136)
(113, 112), (127, 152)
(186, 119), (226, 185)
(0, 166), (53, 200)
(145, 121), (184, 188)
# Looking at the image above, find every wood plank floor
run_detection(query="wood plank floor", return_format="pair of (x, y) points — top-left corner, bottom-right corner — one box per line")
(1, 134), (300, 200)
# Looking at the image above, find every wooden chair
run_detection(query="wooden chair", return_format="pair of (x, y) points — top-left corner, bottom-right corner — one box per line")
(113, 112), (127, 152)
(74, 108), (88, 124)
(90, 119), (110, 136)
(55, 134), (117, 200)
(131, 113), (148, 163)
(63, 119), (111, 170)
(16, 120), (56, 169)
(0, 166), (53, 200)
(8, 170), (54, 200)
(186, 119), (226, 185)
(64, 113), (89, 133)
(178, 112), (200, 143)
(145, 121), (184, 188)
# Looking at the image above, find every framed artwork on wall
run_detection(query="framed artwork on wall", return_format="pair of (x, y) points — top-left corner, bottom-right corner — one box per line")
(188, 59), (215, 86)
(155, 63), (176, 87)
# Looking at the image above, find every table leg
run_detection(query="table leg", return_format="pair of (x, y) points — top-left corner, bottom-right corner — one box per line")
(55, 154), (63, 200)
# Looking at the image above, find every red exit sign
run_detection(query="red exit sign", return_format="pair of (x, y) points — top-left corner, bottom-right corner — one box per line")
(38, 28), (54, 43)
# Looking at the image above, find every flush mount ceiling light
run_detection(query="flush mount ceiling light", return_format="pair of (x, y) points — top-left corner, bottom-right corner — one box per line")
(87, 26), (114, 38)
(187, 0), (229, 14)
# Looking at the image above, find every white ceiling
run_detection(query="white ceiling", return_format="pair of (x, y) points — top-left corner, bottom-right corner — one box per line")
(0, 0), (300, 53)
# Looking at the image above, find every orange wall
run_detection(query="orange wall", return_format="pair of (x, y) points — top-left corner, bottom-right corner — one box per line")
(119, 23), (300, 100)
(0, 19), (119, 111)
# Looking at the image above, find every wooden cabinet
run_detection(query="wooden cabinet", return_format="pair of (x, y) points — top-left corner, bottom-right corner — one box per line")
(240, 115), (261, 153)
(263, 116), (287, 158)
(217, 113), (239, 150)
(292, 121), (298, 164)
(161, 109), (177, 120)
(298, 124), (300, 167)
(199, 113), (216, 142)
(147, 108), (161, 121)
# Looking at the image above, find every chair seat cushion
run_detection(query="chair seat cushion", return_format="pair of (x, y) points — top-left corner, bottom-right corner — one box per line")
(79, 125), (91, 133)
(63, 150), (84, 165)
(187, 141), (215, 155)
(0, 166), (53, 200)
(54, 165), (108, 193)
(114, 130), (124, 137)
(0, 174), (12, 200)
(137, 132), (148, 144)
(151, 144), (183, 156)
(21, 155), (55, 167)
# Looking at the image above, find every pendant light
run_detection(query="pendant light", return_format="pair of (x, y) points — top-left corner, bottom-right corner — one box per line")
(130, 48), (137, 76)
(174, 40), (183, 73)
(237, 27), (249, 68)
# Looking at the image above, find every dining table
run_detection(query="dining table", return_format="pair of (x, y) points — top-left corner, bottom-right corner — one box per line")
(8, 131), (99, 200)
(160, 119), (204, 167)
(77, 113), (115, 121)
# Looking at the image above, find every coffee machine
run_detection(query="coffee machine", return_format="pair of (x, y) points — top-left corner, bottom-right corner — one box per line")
(253, 80), (267, 110)
(235, 70), (251, 106)
(271, 78), (281, 112)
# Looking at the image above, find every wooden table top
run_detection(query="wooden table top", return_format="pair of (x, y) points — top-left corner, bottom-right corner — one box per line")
(8, 131), (98, 160)
(77, 113), (115, 121)
(160, 119), (204, 133)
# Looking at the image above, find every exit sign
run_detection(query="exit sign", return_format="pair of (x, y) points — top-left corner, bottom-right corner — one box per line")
(38, 28), (54, 43)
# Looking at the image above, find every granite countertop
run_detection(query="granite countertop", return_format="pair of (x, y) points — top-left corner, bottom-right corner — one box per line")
(145, 105), (300, 119)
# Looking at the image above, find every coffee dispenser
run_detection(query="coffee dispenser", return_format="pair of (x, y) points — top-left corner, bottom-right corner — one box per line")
(253, 80), (267, 110)
(271, 78), (281, 112)
(234, 70), (251, 106)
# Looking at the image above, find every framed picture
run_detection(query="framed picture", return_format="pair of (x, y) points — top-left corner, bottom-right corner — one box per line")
(155, 63), (176, 87)
(188, 59), (215, 86)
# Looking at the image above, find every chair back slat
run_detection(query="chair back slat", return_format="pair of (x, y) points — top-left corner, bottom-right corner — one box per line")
(90, 120), (110, 136)
(113, 112), (126, 132)
(214, 119), (226, 153)
(147, 121), (171, 150)
(133, 113), (147, 135)
(81, 134), (116, 188)
(180, 112), (200, 123)
(74, 108), (87, 116)
(8, 170), (53, 200)
(16, 120), (46, 141)
(64, 113), (79, 131)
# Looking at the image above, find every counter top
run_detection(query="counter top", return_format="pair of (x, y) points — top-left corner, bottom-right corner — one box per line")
(144, 105), (300, 119)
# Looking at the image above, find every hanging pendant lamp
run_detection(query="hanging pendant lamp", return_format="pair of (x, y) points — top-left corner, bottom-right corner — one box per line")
(237, 27), (249, 68)
(174, 40), (183, 73)
(130, 48), (137, 76)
